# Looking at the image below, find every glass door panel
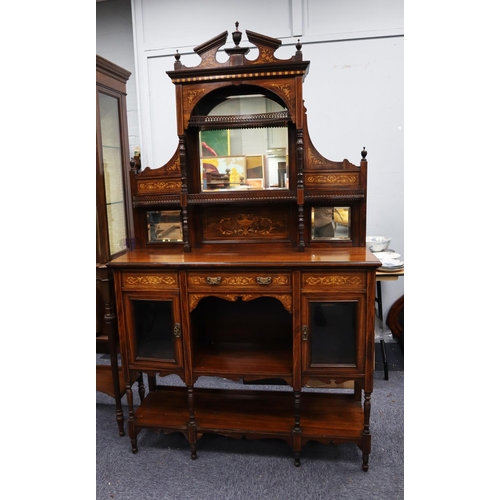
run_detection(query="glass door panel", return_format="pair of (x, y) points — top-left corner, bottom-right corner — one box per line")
(98, 91), (127, 256)
(131, 299), (177, 362)
(309, 301), (357, 366)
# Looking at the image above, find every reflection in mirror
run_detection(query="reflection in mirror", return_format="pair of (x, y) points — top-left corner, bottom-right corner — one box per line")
(311, 207), (351, 240)
(198, 95), (288, 192)
(147, 210), (182, 243)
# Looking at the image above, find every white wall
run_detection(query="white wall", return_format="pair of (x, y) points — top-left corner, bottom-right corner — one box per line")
(97, 0), (404, 319)
(96, 0), (140, 158)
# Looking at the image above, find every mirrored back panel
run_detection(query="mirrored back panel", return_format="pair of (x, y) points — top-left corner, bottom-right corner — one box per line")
(311, 207), (351, 241)
(147, 210), (182, 243)
(196, 95), (289, 192)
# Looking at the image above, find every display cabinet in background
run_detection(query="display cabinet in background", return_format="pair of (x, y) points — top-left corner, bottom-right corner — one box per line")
(96, 55), (142, 435)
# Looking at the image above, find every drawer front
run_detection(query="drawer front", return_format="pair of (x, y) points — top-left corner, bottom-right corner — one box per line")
(187, 271), (291, 291)
(301, 271), (366, 291)
(122, 272), (179, 291)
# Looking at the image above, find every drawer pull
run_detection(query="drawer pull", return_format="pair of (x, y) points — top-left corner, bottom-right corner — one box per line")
(206, 276), (222, 285)
(256, 276), (273, 285)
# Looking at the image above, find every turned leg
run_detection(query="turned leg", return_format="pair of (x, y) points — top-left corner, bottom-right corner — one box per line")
(187, 386), (197, 460)
(293, 391), (302, 467)
(362, 453), (369, 471)
(102, 296), (125, 436)
(115, 404), (125, 437)
(126, 384), (138, 453)
(137, 373), (146, 402)
(361, 391), (372, 471)
(148, 374), (157, 392)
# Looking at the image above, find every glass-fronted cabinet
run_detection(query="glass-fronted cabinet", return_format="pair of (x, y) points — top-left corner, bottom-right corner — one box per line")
(301, 295), (366, 378)
(96, 55), (134, 266)
(96, 55), (138, 435)
(123, 295), (184, 372)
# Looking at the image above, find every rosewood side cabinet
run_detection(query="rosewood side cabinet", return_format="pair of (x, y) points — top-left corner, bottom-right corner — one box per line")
(108, 25), (381, 470)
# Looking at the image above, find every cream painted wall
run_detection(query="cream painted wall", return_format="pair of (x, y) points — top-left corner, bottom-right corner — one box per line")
(97, 0), (404, 320)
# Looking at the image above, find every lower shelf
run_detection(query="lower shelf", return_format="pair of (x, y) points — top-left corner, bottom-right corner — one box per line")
(132, 386), (365, 443)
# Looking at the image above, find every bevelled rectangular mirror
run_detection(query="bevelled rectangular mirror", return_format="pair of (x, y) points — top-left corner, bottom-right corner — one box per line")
(311, 207), (351, 240)
(147, 210), (182, 243)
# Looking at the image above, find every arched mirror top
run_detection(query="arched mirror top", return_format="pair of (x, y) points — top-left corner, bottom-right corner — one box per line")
(190, 85), (290, 131)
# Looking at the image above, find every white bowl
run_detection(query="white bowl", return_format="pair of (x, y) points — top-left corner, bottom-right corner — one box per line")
(366, 236), (391, 252)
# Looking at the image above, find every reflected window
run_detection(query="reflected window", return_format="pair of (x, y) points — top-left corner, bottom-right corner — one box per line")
(311, 207), (351, 240)
(147, 210), (182, 243)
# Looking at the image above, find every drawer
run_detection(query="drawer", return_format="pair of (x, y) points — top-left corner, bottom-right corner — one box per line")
(301, 271), (366, 291)
(187, 271), (291, 291)
(121, 272), (179, 291)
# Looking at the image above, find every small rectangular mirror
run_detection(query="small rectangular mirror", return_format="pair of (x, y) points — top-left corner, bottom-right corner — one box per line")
(147, 210), (182, 243)
(311, 207), (351, 240)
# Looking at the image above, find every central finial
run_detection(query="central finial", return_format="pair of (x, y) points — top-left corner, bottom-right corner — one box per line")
(232, 21), (241, 46)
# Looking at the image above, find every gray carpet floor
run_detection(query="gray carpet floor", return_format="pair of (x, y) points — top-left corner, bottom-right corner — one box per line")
(96, 366), (403, 500)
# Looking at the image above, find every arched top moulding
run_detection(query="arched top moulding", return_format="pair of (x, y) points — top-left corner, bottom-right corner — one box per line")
(166, 23), (310, 131)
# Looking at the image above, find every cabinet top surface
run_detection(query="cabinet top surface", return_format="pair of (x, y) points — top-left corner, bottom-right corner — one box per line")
(108, 248), (381, 269)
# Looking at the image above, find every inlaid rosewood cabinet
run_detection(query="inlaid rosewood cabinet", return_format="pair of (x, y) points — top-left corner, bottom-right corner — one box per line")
(109, 25), (380, 470)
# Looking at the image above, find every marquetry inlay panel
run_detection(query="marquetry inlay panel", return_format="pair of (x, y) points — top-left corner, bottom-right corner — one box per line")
(301, 272), (366, 290)
(122, 273), (179, 291)
(187, 272), (291, 291)
(189, 293), (292, 313)
(136, 180), (182, 195)
(203, 208), (289, 241)
(304, 173), (359, 187)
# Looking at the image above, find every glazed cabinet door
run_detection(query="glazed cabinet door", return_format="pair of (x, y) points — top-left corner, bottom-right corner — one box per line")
(122, 292), (184, 373)
(301, 294), (366, 380)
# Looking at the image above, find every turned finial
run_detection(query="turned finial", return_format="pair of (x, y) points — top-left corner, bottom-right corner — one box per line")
(296, 39), (302, 52)
(174, 50), (180, 61)
(361, 147), (367, 160)
(232, 22), (242, 46)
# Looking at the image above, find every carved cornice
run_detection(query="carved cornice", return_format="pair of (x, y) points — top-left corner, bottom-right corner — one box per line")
(167, 24), (309, 82)
(171, 69), (307, 84)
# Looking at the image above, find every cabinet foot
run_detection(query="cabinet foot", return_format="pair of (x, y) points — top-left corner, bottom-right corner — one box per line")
(116, 409), (125, 436)
(294, 453), (301, 467)
(190, 447), (197, 460)
(131, 436), (138, 453)
(362, 453), (369, 471)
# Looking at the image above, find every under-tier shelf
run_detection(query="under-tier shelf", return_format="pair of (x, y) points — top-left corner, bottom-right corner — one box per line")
(132, 386), (364, 444)
(192, 342), (292, 380)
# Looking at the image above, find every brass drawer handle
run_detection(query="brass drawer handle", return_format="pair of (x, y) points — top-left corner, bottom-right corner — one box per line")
(256, 276), (272, 285)
(206, 276), (222, 285)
